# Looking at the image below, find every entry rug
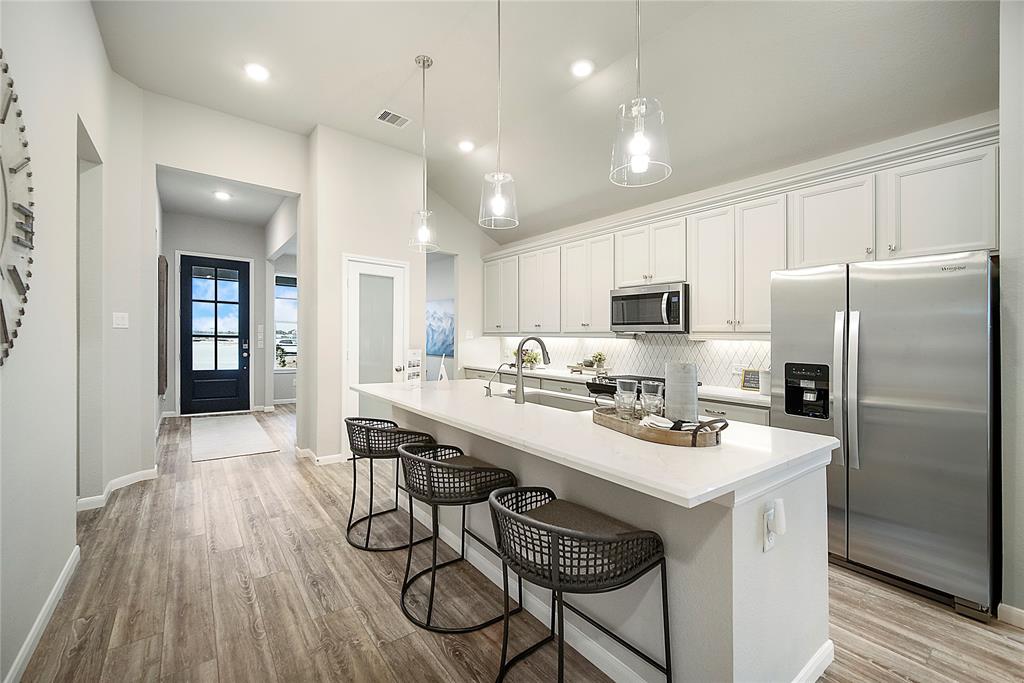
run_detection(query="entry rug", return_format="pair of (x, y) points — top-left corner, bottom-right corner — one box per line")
(190, 414), (280, 462)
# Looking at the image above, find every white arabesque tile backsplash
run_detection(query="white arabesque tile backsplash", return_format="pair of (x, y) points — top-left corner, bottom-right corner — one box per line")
(498, 336), (770, 388)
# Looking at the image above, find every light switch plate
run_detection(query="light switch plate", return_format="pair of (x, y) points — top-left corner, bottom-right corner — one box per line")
(112, 312), (130, 329)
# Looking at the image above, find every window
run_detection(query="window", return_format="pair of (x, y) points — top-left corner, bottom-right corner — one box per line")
(274, 275), (298, 369)
(191, 266), (240, 370)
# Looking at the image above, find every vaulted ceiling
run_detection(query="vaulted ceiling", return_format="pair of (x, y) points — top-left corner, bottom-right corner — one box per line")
(94, 1), (999, 243)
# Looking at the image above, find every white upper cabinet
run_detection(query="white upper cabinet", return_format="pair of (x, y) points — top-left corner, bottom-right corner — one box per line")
(735, 195), (787, 333)
(686, 206), (736, 334)
(519, 247), (560, 333)
(788, 174), (875, 268)
(484, 256), (518, 334)
(614, 225), (651, 287)
(562, 234), (615, 333)
(878, 145), (997, 259)
(649, 218), (686, 283)
(614, 219), (686, 287)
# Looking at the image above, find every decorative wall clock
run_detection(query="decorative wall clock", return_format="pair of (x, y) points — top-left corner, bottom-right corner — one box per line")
(0, 48), (35, 366)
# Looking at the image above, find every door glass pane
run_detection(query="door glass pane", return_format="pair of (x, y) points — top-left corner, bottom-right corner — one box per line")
(217, 303), (239, 335)
(192, 302), (215, 334)
(192, 337), (215, 370)
(358, 273), (394, 417)
(192, 266), (216, 300)
(217, 338), (239, 370)
(217, 268), (239, 302)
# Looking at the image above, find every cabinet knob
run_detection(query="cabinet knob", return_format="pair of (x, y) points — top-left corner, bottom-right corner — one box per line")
(496, 324), (502, 328)
(887, 244), (895, 252)
(736, 320), (741, 325)
(865, 247), (873, 255)
(727, 320), (734, 325)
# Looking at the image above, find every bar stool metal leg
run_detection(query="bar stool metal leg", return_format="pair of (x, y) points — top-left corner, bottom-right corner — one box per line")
(401, 500), (523, 634)
(346, 455), (430, 552)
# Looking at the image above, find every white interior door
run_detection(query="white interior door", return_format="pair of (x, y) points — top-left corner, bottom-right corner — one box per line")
(345, 258), (407, 421)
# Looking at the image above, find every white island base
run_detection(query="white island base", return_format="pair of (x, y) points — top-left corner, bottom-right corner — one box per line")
(352, 381), (838, 682)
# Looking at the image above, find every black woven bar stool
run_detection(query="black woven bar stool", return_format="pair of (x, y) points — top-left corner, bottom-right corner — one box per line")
(397, 443), (524, 633)
(344, 417), (435, 552)
(489, 486), (672, 683)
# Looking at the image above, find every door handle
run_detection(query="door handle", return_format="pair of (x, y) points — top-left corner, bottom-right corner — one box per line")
(661, 292), (670, 325)
(243, 352), (249, 358)
(705, 408), (727, 416)
(848, 310), (861, 470)
(832, 311), (845, 467)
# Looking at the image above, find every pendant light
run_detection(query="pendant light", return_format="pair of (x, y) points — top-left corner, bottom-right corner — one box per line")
(410, 54), (440, 253)
(610, 0), (671, 187)
(478, 0), (518, 229)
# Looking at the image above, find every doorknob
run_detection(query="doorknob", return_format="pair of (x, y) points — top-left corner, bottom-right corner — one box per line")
(243, 352), (249, 358)
(394, 365), (404, 372)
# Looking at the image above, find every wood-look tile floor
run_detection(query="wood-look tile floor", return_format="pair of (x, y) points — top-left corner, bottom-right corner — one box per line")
(21, 404), (1024, 682)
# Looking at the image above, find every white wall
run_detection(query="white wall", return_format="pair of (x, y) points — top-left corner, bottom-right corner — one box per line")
(266, 196), (298, 259)
(77, 158), (104, 499)
(0, 2), (117, 677)
(160, 212), (271, 413)
(999, 1), (1024, 620)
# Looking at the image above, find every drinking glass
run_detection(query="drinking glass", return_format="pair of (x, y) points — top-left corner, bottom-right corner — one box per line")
(641, 380), (664, 397)
(641, 393), (664, 417)
(614, 392), (636, 420)
(615, 378), (638, 395)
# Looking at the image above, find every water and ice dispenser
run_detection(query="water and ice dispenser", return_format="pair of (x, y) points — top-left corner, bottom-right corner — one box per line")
(783, 363), (830, 419)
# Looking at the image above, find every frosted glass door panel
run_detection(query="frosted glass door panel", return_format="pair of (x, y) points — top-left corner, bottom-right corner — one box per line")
(358, 273), (395, 418)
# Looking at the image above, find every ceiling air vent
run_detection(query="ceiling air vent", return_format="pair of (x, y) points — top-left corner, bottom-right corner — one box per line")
(376, 109), (410, 129)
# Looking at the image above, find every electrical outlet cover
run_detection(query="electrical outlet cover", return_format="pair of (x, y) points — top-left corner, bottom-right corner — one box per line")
(732, 364), (745, 375)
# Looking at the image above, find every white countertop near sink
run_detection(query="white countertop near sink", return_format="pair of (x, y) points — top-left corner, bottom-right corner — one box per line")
(462, 364), (772, 407)
(352, 379), (836, 509)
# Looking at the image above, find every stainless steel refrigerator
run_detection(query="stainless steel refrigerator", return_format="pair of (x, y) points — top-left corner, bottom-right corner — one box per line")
(770, 250), (997, 618)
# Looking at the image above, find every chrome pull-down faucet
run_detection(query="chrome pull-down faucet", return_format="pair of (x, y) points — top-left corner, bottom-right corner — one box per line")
(484, 362), (513, 398)
(514, 337), (551, 404)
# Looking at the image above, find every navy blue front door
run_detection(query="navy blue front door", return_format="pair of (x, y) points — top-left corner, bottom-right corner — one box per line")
(180, 255), (250, 414)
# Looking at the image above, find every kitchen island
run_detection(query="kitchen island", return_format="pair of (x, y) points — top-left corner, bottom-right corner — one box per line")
(352, 379), (839, 682)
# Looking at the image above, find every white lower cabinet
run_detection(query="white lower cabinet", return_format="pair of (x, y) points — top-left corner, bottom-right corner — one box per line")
(484, 257), (519, 334)
(879, 144), (997, 258)
(519, 247), (561, 333)
(698, 400), (769, 426)
(561, 234), (614, 333)
(788, 174), (875, 268)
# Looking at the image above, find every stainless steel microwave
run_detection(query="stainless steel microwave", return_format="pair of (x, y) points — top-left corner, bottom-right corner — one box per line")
(610, 282), (689, 333)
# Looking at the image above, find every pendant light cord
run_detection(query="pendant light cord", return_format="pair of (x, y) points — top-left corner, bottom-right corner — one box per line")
(421, 59), (428, 209)
(496, 0), (502, 174)
(635, 0), (641, 101)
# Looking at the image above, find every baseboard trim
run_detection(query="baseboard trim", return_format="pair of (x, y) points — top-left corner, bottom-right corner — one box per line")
(273, 399), (296, 405)
(160, 410), (178, 419)
(999, 602), (1024, 630)
(401, 499), (647, 682)
(3, 545), (81, 683)
(77, 467), (159, 512)
(792, 639), (835, 682)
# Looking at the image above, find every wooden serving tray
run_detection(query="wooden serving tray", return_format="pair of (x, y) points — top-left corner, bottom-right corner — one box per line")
(592, 407), (728, 448)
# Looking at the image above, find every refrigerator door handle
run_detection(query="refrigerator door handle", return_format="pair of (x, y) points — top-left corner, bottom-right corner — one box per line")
(848, 310), (861, 470)
(832, 311), (845, 466)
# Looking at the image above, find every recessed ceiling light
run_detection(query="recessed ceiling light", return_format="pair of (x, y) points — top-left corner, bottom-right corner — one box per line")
(213, 191), (231, 201)
(458, 140), (475, 153)
(244, 63), (270, 82)
(571, 59), (595, 79)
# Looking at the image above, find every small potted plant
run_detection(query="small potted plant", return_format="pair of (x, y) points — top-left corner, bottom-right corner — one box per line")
(521, 349), (541, 370)
(592, 351), (606, 370)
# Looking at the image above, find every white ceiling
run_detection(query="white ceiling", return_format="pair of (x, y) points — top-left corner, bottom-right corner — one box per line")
(156, 165), (293, 226)
(97, 1), (998, 244)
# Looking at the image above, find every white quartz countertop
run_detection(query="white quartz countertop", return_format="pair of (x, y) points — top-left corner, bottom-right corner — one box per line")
(352, 380), (836, 509)
(463, 364), (771, 407)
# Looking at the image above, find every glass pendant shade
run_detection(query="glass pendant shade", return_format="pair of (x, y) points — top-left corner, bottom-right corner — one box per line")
(478, 171), (519, 229)
(409, 209), (439, 253)
(610, 96), (671, 187)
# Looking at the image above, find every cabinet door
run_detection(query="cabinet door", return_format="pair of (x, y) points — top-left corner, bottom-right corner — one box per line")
(519, 252), (542, 331)
(499, 257), (518, 333)
(614, 226), (651, 287)
(649, 218), (686, 283)
(686, 207), (735, 333)
(484, 260), (502, 332)
(561, 240), (590, 333)
(880, 145), (997, 259)
(588, 235), (615, 332)
(537, 247), (561, 332)
(735, 195), (786, 333)
(789, 174), (875, 268)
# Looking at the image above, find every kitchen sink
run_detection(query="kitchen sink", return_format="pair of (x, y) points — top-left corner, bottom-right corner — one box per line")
(497, 390), (594, 412)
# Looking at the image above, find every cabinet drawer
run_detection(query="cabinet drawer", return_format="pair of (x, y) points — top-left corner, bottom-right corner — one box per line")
(500, 373), (541, 389)
(698, 400), (769, 426)
(465, 369), (492, 381)
(540, 378), (591, 397)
